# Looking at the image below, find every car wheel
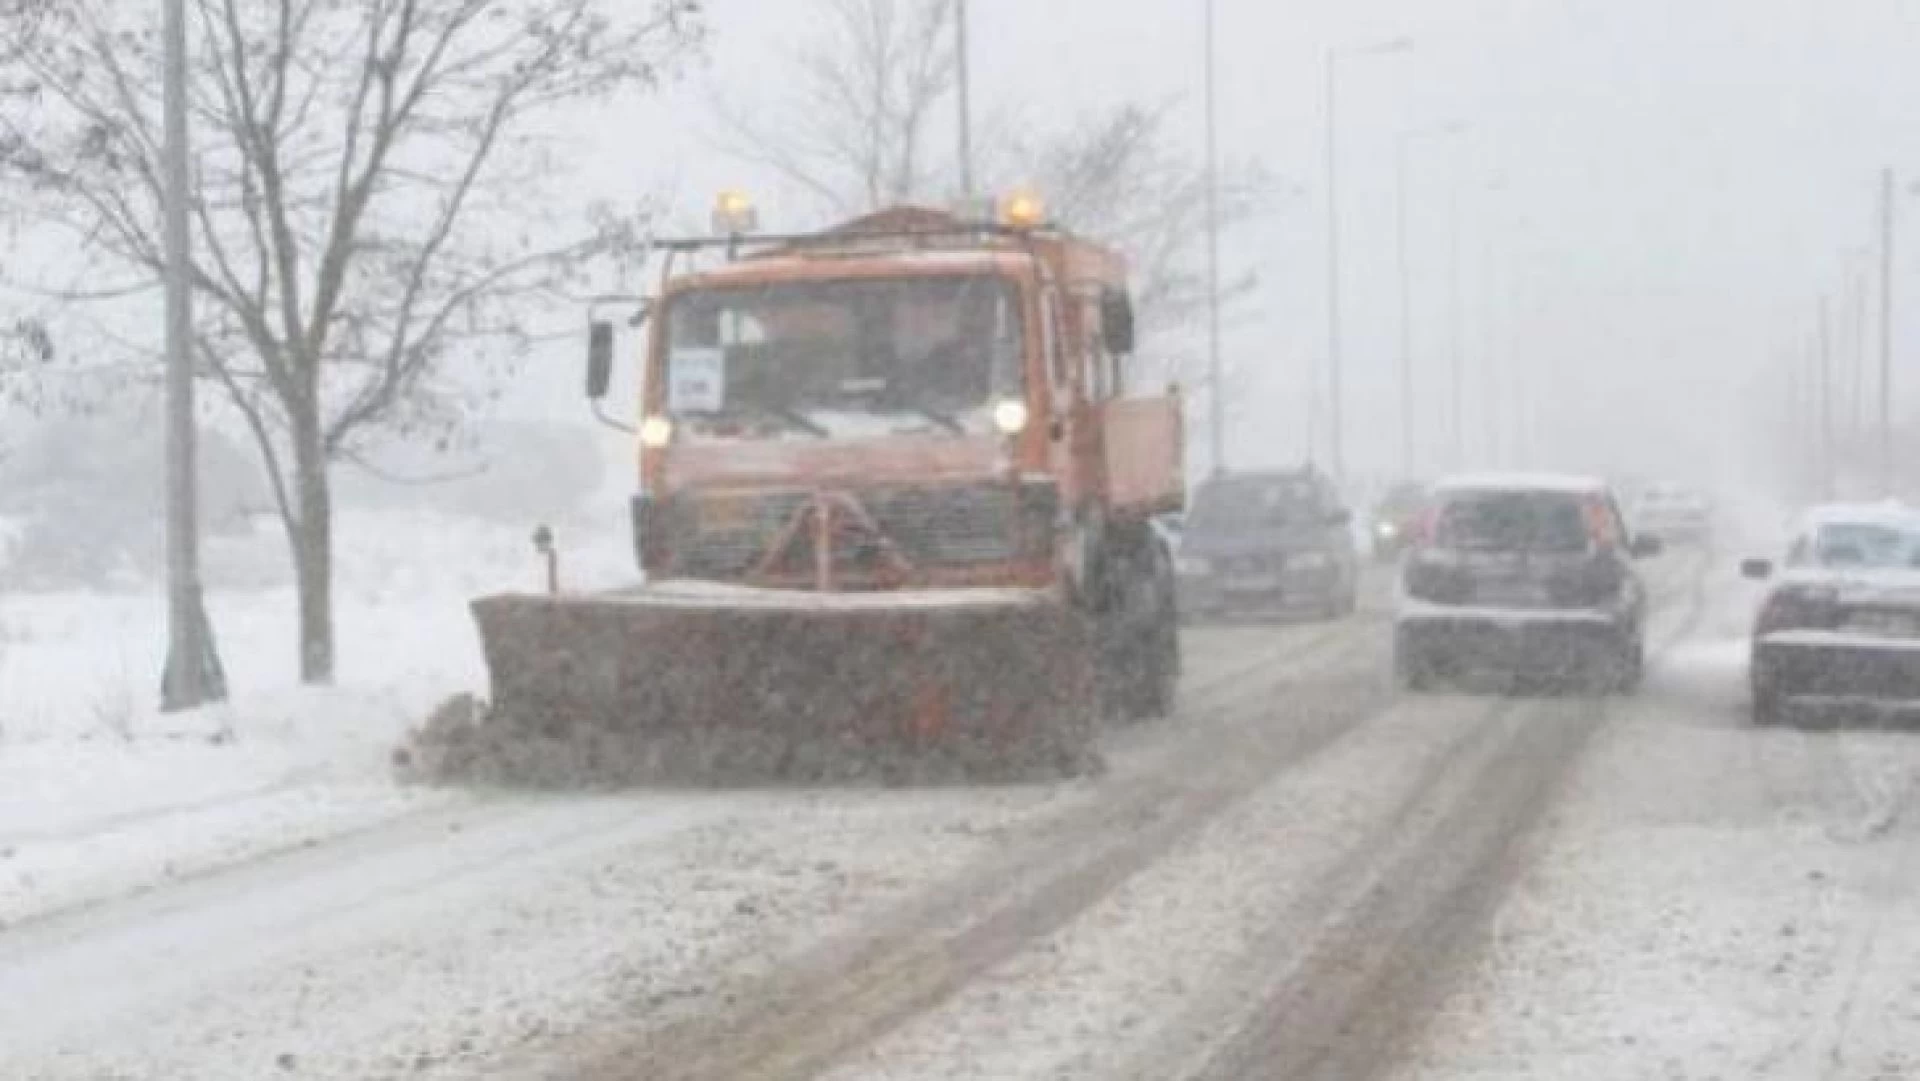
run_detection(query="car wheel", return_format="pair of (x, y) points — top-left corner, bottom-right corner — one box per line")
(1751, 664), (1786, 726)
(1612, 633), (1645, 694)
(1394, 636), (1433, 692)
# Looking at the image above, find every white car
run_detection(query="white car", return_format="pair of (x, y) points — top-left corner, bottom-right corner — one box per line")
(1631, 483), (1713, 544)
(1743, 501), (1920, 724)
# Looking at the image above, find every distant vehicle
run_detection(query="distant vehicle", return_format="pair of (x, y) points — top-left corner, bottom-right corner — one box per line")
(1175, 467), (1358, 621)
(1742, 502), (1920, 725)
(1393, 473), (1662, 691)
(1631, 482), (1713, 544)
(1370, 480), (1430, 563)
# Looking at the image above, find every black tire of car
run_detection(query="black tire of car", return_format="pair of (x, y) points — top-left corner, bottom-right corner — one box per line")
(1751, 665), (1786, 726)
(1394, 633), (1433, 692)
(1612, 632), (1645, 694)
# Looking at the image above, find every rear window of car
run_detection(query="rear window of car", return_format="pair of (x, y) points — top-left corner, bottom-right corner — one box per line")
(1434, 491), (1592, 553)
(1189, 477), (1319, 532)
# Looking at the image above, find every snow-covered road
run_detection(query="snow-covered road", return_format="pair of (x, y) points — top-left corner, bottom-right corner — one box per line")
(8, 546), (1920, 1080)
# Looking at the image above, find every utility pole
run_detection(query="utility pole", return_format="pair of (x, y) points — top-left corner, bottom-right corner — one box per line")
(1879, 166), (1896, 496)
(955, 0), (974, 201)
(1204, 0), (1224, 474)
(160, 0), (226, 712)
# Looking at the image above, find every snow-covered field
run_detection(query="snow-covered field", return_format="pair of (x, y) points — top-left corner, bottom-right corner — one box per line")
(0, 502), (633, 925)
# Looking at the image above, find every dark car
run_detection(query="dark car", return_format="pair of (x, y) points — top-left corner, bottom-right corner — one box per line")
(1393, 473), (1662, 691)
(1743, 503), (1920, 725)
(1174, 468), (1358, 622)
(1370, 480), (1430, 563)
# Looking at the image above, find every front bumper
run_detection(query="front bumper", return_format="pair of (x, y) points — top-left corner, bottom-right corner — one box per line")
(1753, 633), (1920, 702)
(1179, 563), (1345, 613)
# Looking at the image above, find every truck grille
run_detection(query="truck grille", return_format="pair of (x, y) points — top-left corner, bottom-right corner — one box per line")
(663, 485), (1017, 580)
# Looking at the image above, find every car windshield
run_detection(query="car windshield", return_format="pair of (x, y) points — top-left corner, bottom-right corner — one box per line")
(1434, 491), (1591, 553)
(1803, 521), (1920, 569)
(1188, 476), (1320, 533)
(662, 275), (1024, 440)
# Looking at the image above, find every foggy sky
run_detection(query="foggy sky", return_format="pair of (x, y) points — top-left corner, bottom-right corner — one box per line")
(573, 0), (1920, 492)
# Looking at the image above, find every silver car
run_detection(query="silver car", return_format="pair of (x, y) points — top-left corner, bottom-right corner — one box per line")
(1743, 502), (1920, 724)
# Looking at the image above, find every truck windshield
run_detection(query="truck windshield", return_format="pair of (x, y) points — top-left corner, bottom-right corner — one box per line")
(661, 274), (1025, 441)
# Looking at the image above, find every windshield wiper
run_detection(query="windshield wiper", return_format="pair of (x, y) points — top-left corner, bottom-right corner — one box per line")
(898, 402), (965, 436)
(698, 405), (829, 439)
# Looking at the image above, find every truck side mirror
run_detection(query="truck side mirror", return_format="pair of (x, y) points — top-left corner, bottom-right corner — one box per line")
(1100, 289), (1136, 356)
(586, 320), (614, 401)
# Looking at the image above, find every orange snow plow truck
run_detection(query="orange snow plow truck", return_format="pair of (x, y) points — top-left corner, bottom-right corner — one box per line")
(438, 194), (1184, 784)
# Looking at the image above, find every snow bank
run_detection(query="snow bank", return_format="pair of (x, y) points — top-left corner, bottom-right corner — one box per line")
(0, 504), (632, 923)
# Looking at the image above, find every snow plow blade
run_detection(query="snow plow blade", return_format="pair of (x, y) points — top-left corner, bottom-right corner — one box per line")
(405, 586), (1100, 786)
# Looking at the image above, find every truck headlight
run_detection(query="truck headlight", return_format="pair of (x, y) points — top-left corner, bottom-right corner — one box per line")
(639, 415), (674, 449)
(992, 398), (1030, 435)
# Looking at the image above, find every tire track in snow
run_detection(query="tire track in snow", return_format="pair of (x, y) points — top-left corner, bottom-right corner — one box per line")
(498, 618), (1392, 1081)
(1151, 547), (1713, 1081)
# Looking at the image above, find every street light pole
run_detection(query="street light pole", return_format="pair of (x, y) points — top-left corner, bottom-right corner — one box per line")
(1322, 50), (1341, 481)
(1323, 37), (1410, 488)
(160, 0), (226, 711)
(1393, 121), (1465, 477)
(1394, 134), (1414, 477)
(1820, 295), (1835, 499)
(1205, 0), (1224, 474)
(1447, 169), (1464, 469)
(1879, 166), (1895, 496)
(955, 0), (974, 201)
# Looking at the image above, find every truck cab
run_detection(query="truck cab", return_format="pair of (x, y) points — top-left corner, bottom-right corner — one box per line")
(593, 199), (1185, 598)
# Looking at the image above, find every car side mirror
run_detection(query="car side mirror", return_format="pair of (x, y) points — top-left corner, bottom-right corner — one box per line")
(1100, 289), (1136, 356)
(1741, 557), (1774, 580)
(1630, 534), (1663, 559)
(586, 320), (615, 401)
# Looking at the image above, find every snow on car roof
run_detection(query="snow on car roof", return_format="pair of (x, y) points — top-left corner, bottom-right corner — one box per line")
(1431, 472), (1610, 496)
(1798, 500), (1920, 530)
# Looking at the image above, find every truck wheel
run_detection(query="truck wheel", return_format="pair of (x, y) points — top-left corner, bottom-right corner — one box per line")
(1137, 601), (1178, 719)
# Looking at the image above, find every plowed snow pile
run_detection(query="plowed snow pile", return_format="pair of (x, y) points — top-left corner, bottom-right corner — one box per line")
(0, 506), (630, 925)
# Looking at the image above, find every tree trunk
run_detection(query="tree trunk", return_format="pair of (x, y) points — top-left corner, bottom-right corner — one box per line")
(288, 406), (335, 685)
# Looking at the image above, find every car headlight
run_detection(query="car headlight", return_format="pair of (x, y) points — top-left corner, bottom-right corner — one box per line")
(1375, 522), (1398, 539)
(1177, 556), (1212, 576)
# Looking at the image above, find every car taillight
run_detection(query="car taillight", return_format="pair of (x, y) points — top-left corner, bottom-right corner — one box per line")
(1581, 497), (1619, 549)
(1410, 506), (1439, 547)
(1757, 586), (1837, 633)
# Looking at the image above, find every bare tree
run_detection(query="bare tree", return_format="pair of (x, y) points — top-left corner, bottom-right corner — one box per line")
(713, 0), (958, 217)
(711, 0), (1274, 373)
(0, 0), (702, 683)
(996, 102), (1276, 357)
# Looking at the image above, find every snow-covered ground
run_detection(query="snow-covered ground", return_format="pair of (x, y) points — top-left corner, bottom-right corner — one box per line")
(0, 501), (633, 925)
